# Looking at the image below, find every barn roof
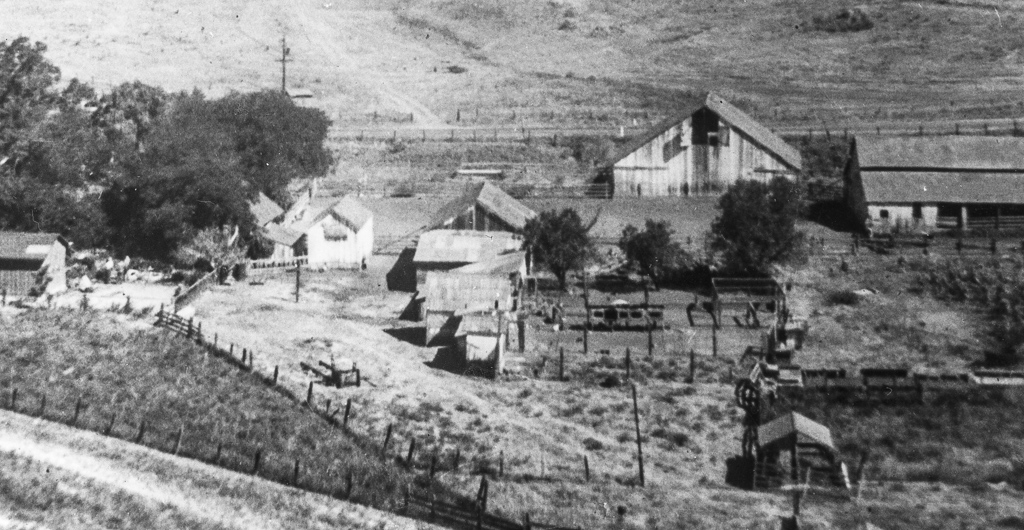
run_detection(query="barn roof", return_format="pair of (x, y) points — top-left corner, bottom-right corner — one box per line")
(0, 232), (64, 262)
(860, 171), (1024, 204)
(429, 182), (536, 231)
(607, 92), (802, 170)
(855, 136), (1024, 170)
(249, 191), (285, 227)
(414, 230), (522, 265)
(757, 412), (835, 452)
(423, 271), (515, 314)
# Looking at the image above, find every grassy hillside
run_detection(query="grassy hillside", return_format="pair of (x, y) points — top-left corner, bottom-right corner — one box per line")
(0, 310), (424, 512)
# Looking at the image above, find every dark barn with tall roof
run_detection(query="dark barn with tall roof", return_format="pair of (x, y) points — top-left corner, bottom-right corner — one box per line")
(599, 93), (802, 198)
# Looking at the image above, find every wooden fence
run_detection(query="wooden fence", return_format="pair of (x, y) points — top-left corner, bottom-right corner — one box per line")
(150, 305), (586, 530)
(249, 257), (309, 271)
(320, 180), (612, 200)
(172, 269), (219, 312)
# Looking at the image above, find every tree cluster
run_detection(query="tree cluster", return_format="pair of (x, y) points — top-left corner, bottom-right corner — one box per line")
(0, 37), (332, 262)
(524, 209), (593, 290)
(709, 177), (805, 275)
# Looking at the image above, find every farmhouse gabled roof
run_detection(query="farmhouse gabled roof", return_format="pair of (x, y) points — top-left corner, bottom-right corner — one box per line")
(249, 191), (285, 227)
(269, 194), (373, 246)
(606, 92), (802, 170)
(855, 136), (1024, 170)
(414, 230), (523, 265)
(757, 412), (836, 452)
(262, 223), (303, 247)
(423, 271), (515, 313)
(429, 182), (536, 231)
(0, 232), (65, 261)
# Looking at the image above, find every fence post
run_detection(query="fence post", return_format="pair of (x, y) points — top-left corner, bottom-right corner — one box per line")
(430, 452), (438, 480)
(196, 322), (202, 344)
(273, 365), (279, 385)
(187, 317), (194, 339)
(230, 343), (234, 357)
(8, 388), (15, 411)
(103, 412), (117, 436)
(689, 349), (696, 383)
(214, 441), (223, 465)
(252, 449), (262, 475)
(214, 333), (218, 349)
(632, 383), (645, 487)
(346, 470), (354, 499)
(454, 447), (461, 471)
(647, 323), (654, 357)
(173, 425), (184, 455)
(584, 455), (590, 482)
(72, 398), (83, 427)
(242, 348), (247, 365)
(382, 424), (393, 459)
(306, 381), (314, 408)
(248, 351), (253, 370)
(343, 398), (351, 429)
(293, 458), (301, 486)
(559, 347), (565, 381)
(135, 420), (146, 443)
(499, 450), (505, 477)
(712, 320), (718, 357)
(625, 348), (631, 379)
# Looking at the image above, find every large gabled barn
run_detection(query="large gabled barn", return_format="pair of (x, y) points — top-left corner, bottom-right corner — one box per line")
(600, 92), (802, 198)
(845, 136), (1024, 232)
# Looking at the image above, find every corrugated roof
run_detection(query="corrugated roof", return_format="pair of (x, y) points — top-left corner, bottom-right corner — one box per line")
(414, 230), (522, 264)
(757, 412), (835, 451)
(606, 92), (802, 170)
(250, 191), (284, 227)
(856, 136), (1024, 170)
(423, 271), (514, 313)
(429, 182), (536, 231)
(452, 250), (526, 276)
(860, 171), (1024, 204)
(0, 232), (63, 261)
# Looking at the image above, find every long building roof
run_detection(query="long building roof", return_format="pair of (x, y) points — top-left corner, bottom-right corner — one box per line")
(263, 194), (372, 246)
(414, 230), (522, 264)
(860, 171), (1024, 204)
(855, 136), (1024, 170)
(607, 92), (802, 170)
(0, 232), (64, 261)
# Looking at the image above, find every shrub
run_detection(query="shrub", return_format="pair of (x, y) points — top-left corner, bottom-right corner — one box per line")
(582, 437), (604, 451)
(826, 289), (860, 306)
(810, 8), (873, 33)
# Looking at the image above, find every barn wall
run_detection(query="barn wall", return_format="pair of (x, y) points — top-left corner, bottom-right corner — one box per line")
(613, 118), (692, 197)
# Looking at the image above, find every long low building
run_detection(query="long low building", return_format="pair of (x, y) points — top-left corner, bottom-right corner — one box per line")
(845, 136), (1024, 231)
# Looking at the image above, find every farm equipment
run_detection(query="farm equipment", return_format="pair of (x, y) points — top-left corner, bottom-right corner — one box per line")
(585, 302), (665, 331)
(300, 358), (361, 388)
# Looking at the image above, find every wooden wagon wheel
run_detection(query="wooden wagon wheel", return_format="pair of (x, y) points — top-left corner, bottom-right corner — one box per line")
(734, 378), (760, 413)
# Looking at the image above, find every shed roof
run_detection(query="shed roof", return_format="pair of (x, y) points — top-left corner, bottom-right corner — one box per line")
(250, 191), (285, 227)
(860, 171), (1024, 204)
(0, 232), (64, 262)
(855, 136), (1024, 170)
(607, 92), (802, 170)
(423, 271), (515, 314)
(414, 230), (522, 265)
(757, 412), (835, 452)
(452, 250), (527, 276)
(429, 182), (536, 231)
(262, 223), (303, 247)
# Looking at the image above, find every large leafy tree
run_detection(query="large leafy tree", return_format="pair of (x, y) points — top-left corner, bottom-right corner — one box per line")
(710, 177), (805, 274)
(524, 209), (592, 290)
(619, 219), (684, 288)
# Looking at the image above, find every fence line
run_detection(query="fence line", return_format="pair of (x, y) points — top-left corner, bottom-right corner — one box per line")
(150, 305), (587, 530)
(322, 180), (612, 200)
(173, 269), (219, 312)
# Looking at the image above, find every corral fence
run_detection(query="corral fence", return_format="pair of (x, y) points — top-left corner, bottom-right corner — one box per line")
(149, 305), (586, 530)
(776, 119), (1024, 142)
(249, 256), (309, 272)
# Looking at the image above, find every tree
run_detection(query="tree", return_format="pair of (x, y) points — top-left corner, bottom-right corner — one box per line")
(710, 177), (805, 274)
(524, 209), (592, 290)
(619, 219), (684, 288)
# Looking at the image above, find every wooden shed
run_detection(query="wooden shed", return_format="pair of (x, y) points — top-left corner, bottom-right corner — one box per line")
(600, 92), (801, 198)
(755, 412), (848, 490)
(845, 136), (1024, 232)
(428, 182), (536, 233)
(413, 230), (523, 287)
(0, 232), (69, 298)
(421, 271), (516, 346)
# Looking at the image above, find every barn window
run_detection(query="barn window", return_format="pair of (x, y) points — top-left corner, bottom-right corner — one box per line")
(879, 210), (890, 220)
(707, 132), (719, 147)
(912, 203), (922, 219)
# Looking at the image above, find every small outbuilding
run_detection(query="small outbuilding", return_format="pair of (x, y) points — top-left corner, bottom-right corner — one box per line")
(755, 412), (847, 489)
(845, 136), (1024, 232)
(455, 312), (508, 377)
(421, 271), (516, 346)
(413, 230), (523, 287)
(0, 232), (69, 298)
(428, 182), (536, 233)
(600, 92), (802, 198)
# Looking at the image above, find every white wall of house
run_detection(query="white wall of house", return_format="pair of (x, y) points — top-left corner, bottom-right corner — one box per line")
(304, 216), (373, 267)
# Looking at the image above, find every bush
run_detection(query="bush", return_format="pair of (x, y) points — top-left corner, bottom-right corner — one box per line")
(582, 437), (604, 451)
(810, 8), (873, 33)
(826, 289), (860, 306)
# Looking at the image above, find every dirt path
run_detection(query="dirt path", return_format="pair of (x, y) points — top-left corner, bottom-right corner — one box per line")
(0, 409), (435, 530)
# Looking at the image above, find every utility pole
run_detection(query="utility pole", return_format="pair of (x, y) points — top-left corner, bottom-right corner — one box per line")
(278, 36), (291, 95)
